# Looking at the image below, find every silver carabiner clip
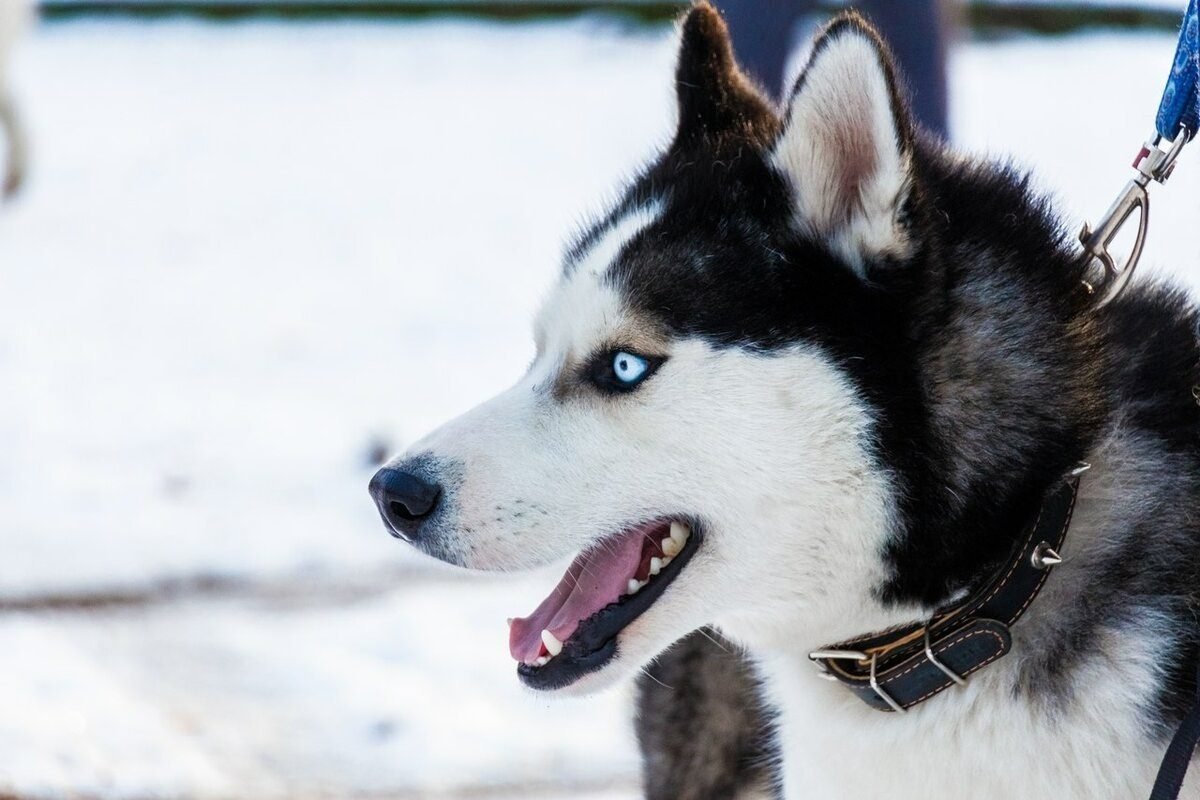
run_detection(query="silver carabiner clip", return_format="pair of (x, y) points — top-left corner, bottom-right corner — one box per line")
(1079, 178), (1149, 308)
(1079, 125), (1191, 308)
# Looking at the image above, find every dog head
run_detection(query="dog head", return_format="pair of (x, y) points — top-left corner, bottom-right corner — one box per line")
(371, 4), (923, 692)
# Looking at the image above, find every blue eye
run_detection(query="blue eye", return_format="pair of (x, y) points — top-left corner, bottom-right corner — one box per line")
(612, 351), (649, 385)
(590, 349), (663, 394)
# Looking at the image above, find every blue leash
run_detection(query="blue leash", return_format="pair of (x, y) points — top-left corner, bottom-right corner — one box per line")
(1144, 5), (1200, 799)
(1156, 0), (1200, 140)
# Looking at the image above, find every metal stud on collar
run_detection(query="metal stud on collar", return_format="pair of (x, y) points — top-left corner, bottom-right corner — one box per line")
(1031, 542), (1063, 570)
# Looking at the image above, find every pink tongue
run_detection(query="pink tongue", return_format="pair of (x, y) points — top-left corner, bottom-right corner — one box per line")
(508, 528), (648, 664)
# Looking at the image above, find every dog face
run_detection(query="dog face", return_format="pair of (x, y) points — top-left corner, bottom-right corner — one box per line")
(371, 4), (917, 692)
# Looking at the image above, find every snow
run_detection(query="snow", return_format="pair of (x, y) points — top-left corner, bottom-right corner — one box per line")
(0, 15), (1197, 800)
(0, 580), (641, 797)
(0, 17), (677, 597)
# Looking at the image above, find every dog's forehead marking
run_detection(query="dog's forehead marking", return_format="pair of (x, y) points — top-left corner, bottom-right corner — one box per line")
(569, 200), (664, 279)
(536, 202), (664, 361)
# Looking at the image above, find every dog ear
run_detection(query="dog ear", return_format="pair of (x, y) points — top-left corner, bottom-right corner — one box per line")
(772, 13), (917, 274)
(672, 2), (776, 147)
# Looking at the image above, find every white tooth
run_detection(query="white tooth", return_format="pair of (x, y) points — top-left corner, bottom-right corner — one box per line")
(649, 557), (663, 576)
(533, 656), (549, 667)
(541, 629), (563, 657)
(662, 537), (681, 557)
(627, 579), (643, 595)
(670, 521), (690, 544)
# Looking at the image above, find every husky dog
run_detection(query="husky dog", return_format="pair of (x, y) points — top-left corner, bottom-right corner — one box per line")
(371, 4), (1200, 797)
(0, 0), (29, 198)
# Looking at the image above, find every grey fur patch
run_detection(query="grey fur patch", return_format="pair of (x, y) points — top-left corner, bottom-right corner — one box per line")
(636, 629), (780, 799)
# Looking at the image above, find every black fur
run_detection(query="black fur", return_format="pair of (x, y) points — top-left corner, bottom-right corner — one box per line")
(672, 4), (778, 150)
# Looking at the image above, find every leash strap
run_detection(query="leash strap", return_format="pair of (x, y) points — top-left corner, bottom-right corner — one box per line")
(1156, 0), (1200, 140)
(1149, 659), (1200, 800)
(808, 474), (1081, 713)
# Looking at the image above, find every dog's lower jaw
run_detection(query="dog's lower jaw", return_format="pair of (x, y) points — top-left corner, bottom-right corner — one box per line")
(523, 617), (695, 697)
(529, 593), (727, 697)
(527, 647), (630, 696)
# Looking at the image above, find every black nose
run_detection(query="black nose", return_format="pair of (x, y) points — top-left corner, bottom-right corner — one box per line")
(369, 467), (442, 541)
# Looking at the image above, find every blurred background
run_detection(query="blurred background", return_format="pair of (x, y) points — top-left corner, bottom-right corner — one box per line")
(1, 0), (1199, 797)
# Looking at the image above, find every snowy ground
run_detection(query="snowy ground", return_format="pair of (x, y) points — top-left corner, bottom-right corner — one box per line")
(0, 14), (1198, 800)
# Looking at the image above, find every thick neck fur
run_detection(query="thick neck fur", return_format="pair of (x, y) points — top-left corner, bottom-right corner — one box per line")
(870, 138), (1108, 609)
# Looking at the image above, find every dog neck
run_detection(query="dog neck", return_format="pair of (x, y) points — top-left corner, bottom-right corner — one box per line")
(866, 149), (1106, 611)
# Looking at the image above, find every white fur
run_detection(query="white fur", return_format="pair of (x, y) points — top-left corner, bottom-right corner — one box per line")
(771, 31), (910, 274)
(410, 334), (900, 694)
(572, 202), (663, 279)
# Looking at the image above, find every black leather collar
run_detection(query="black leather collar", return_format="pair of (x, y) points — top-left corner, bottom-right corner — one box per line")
(809, 468), (1084, 713)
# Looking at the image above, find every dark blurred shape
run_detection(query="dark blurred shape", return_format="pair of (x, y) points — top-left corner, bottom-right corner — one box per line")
(369, 719), (399, 741)
(1, 98), (25, 198)
(1, 1), (30, 199)
(720, 0), (950, 139)
(161, 473), (192, 500)
(364, 435), (393, 468)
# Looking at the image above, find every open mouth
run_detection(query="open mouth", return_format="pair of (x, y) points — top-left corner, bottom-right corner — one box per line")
(509, 518), (698, 691)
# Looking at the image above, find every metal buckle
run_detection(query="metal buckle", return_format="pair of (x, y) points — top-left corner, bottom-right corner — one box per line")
(805, 650), (909, 712)
(923, 625), (967, 687)
(869, 652), (906, 714)
(1079, 124), (1191, 309)
(811, 635), (959, 711)
(807, 649), (867, 682)
(808, 649), (869, 661)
